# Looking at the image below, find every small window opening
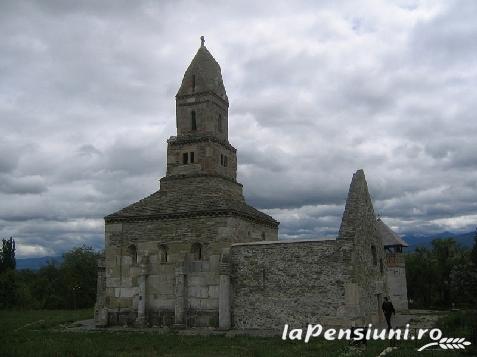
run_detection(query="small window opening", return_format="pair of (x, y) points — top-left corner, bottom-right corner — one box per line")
(191, 111), (197, 131)
(218, 114), (222, 133)
(128, 244), (137, 265)
(261, 232), (266, 240)
(183, 152), (188, 164)
(371, 245), (377, 266)
(224, 155), (228, 167)
(190, 152), (195, 163)
(159, 244), (168, 264)
(192, 75), (196, 92)
(220, 154), (223, 166)
(379, 258), (384, 274)
(191, 242), (202, 261)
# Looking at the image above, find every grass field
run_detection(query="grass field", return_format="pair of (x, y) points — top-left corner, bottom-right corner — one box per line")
(0, 310), (474, 356)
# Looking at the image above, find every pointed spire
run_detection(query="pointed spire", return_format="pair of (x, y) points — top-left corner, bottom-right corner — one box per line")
(176, 38), (228, 103)
(337, 169), (377, 240)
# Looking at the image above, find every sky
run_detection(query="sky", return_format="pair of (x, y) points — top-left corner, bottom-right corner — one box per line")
(1, 0), (476, 258)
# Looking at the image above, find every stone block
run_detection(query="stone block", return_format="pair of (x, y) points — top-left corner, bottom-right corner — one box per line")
(106, 278), (121, 288)
(188, 275), (205, 287)
(115, 287), (137, 298)
(209, 255), (220, 271)
(199, 287), (209, 298)
(208, 285), (219, 299)
(188, 286), (200, 297)
(106, 223), (123, 233)
(188, 298), (201, 309)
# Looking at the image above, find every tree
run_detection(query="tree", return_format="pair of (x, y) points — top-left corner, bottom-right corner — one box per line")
(406, 237), (474, 309)
(471, 227), (477, 267)
(0, 269), (17, 308)
(0, 237), (17, 308)
(61, 245), (100, 309)
(0, 237), (16, 273)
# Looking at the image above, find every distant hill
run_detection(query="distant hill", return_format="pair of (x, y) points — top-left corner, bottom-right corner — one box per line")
(16, 256), (63, 270)
(403, 231), (475, 251)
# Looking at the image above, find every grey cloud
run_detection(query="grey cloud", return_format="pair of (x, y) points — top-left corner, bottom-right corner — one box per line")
(1, 0), (476, 257)
(0, 175), (47, 194)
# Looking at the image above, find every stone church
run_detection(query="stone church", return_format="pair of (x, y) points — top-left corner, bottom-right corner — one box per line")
(94, 38), (408, 330)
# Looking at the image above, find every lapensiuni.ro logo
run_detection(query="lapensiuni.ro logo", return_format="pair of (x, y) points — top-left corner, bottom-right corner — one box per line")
(282, 324), (472, 352)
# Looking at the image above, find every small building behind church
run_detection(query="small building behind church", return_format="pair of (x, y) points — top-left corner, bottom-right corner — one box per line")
(94, 38), (408, 330)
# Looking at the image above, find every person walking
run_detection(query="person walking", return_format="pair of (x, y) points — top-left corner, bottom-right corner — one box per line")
(382, 297), (396, 329)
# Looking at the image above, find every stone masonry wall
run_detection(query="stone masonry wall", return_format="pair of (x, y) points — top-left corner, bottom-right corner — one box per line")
(103, 215), (277, 326)
(160, 175), (243, 201)
(386, 254), (408, 311)
(166, 140), (237, 180)
(230, 239), (354, 330)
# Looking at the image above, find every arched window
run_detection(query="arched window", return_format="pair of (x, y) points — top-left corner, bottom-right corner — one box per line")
(218, 114), (222, 133)
(191, 242), (202, 261)
(191, 111), (197, 131)
(158, 244), (168, 264)
(371, 245), (377, 266)
(128, 244), (137, 265)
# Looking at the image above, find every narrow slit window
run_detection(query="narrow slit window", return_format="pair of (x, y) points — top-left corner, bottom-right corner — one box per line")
(128, 244), (137, 265)
(190, 152), (195, 163)
(191, 243), (202, 261)
(191, 111), (197, 131)
(224, 155), (228, 167)
(183, 152), (188, 164)
(371, 245), (377, 266)
(220, 154), (223, 166)
(159, 244), (168, 264)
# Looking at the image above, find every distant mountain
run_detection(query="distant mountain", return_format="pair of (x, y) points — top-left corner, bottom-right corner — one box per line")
(16, 256), (63, 270)
(403, 231), (475, 251)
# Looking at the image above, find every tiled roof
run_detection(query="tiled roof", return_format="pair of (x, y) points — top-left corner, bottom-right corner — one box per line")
(105, 190), (278, 226)
(376, 218), (408, 247)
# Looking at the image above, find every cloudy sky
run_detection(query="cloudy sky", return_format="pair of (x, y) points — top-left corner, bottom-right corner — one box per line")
(1, 0), (476, 257)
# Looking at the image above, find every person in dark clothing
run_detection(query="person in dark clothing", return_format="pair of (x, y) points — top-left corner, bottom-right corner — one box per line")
(382, 297), (396, 329)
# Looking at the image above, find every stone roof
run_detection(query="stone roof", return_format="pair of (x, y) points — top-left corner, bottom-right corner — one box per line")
(105, 189), (278, 226)
(376, 218), (408, 247)
(176, 44), (228, 103)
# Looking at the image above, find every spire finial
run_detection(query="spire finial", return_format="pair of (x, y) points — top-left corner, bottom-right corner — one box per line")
(200, 36), (205, 47)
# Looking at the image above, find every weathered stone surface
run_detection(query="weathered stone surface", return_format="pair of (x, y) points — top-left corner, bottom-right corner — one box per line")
(337, 169), (388, 325)
(230, 240), (354, 329)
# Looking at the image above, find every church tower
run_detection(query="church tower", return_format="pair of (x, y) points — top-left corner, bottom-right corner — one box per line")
(166, 36), (236, 180)
(98, 38), (278, 328)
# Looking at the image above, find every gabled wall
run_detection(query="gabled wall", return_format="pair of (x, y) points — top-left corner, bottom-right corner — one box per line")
(338, 170), (387, 325)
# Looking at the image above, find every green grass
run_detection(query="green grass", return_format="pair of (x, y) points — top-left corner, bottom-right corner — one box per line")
(0, 310), (474, 356)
